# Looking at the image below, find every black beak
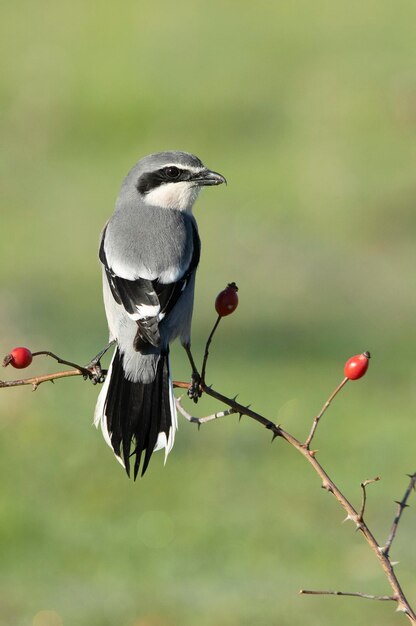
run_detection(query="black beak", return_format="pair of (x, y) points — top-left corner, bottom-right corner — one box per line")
(191, 168), (227, 187)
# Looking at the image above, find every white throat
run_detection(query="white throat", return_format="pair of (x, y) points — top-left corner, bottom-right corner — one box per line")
(143, 182), (201, 212)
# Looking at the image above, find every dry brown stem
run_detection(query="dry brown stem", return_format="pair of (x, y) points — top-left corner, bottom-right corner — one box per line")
(0, 368), (85, 391)
(299, 589), (395, 602)
(359, 476), (381, 522)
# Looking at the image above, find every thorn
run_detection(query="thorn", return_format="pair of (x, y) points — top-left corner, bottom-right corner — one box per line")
(238, 413), (243, 422)
(245, 404), (251, 410)
(232, 394), (239, 402)
(197, 423), (201, 431)
(309, 449), (318, 457)
(271, 432), (279, 442)
(391, 560), (399, 566)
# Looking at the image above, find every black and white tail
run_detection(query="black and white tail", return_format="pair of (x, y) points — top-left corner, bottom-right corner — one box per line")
(94, 347), (177, 478)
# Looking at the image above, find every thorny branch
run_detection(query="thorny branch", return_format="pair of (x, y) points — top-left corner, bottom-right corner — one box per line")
(1, 327), (416, 622)
(173, 321), (416, 623)
(181, 379), (416, 623)
(0, 367), (87, 390)
(383, 473), (416, 558)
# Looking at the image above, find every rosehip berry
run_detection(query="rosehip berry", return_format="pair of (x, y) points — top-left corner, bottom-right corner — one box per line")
(344, 351), (370, 380)
(215, 282), (239, 317)
(3, 347), (33, 369)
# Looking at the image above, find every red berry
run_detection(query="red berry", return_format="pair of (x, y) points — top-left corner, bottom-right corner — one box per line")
(3, 347), (33, 369)
(344, 351), (370, 380)
(215, 282), (239, 317)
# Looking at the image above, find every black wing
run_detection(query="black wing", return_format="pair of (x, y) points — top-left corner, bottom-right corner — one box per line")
(99, 223), (200, 351)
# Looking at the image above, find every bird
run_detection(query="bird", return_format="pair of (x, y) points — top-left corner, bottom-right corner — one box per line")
(94, 151), (226, 478)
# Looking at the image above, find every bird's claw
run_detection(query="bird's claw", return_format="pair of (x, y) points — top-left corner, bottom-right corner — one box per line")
(187, 372), (202, 403)
(88, 363), (107, 385)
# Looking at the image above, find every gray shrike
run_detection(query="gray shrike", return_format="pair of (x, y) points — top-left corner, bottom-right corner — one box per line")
(94, 151), (226, 478)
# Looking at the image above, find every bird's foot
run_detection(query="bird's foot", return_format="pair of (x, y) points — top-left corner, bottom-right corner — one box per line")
(88, 362), (107, 385)
(187, 372), (202, 403)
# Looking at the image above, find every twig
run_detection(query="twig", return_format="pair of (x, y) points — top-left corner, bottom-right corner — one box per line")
(359, 477), (381, 522)
(299, 589), (395, 602)
(304, 376), (349, 449)
(31, 351), (91, 377)
(200, 315), (221, 384)
(0, 369), (85, 390)
(173, 380), (191, 390)
(383, 473), (416, 558)
(175, 395), (236, 424)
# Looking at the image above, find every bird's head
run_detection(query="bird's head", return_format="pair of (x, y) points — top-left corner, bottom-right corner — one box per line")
(120, 151), (226, 212)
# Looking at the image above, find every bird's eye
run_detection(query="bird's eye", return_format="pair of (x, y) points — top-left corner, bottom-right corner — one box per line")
(164, 166), (181, 180)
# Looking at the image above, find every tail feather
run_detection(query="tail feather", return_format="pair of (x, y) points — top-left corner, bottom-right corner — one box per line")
(94, 347), (177, 478)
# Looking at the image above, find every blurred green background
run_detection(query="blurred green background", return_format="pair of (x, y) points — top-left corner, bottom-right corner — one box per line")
(1, 1), (416, 625)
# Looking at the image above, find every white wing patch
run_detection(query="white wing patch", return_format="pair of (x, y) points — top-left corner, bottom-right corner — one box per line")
(127, 303), (161, 323)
